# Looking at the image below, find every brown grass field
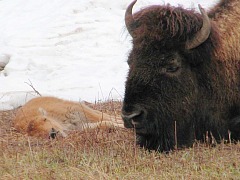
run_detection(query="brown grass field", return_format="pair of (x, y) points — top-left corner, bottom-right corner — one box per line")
(0, 100), (240, 179)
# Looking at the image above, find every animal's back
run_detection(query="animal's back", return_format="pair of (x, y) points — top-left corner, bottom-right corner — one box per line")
(209, 0), (240, 138)
(209, 0), (240, 59)
(209, 0), (240, 90)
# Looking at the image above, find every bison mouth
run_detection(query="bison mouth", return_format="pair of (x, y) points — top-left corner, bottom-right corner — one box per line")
(131, 121), (147, 134)
(122, 108), (177, 151)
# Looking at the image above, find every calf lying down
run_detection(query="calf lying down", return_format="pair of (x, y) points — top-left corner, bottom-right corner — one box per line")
(13, 96), (124, 138)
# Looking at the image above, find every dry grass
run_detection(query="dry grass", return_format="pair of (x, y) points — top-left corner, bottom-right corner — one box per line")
(0, 101), (240, 179)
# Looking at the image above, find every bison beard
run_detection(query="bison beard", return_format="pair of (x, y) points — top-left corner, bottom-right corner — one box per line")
(122, 0), (240, 152)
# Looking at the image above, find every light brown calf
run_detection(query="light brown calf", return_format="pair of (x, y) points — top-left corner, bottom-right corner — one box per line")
(13, 96), (124, 138)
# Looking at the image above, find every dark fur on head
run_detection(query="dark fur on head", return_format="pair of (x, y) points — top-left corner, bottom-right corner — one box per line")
(122, 2), (240, 152)
(130, 5), (220, 65)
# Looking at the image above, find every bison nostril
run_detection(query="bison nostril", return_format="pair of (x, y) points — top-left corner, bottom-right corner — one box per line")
(121, 110), (144, 126)
(121, 111), (141, 121)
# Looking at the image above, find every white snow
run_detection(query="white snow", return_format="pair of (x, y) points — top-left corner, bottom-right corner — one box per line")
(0, 0), (219, 110)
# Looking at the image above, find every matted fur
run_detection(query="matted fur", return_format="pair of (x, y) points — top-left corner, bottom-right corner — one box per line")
(13, 96), (124, 138)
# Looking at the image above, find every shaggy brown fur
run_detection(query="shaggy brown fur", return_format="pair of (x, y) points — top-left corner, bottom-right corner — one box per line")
(209, 0), (240, 85)
(122, 0), (240, 151)
(13, 96), (124, 138)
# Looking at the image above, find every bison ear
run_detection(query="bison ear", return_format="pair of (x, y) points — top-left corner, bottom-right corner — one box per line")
(185, 51), (204, 67)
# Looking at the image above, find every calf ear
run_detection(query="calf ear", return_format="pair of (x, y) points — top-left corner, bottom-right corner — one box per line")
(38, 107), (48, 118)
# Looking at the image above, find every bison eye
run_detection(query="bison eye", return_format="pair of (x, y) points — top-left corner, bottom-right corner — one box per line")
(166, 66), (179, 73)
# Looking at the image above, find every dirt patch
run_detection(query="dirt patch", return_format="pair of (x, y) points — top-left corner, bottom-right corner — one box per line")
(0, 109), (17, 136)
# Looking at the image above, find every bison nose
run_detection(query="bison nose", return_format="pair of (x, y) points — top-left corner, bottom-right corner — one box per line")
(121, 110), (144, 128)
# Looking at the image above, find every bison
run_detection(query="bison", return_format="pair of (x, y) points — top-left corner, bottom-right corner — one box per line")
(13, 96), (123, 138)
(122, 0), (240, 152)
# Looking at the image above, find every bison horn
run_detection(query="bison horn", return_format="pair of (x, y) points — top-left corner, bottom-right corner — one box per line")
(125, 0), (137, 37)
(185, 4), (211, 50)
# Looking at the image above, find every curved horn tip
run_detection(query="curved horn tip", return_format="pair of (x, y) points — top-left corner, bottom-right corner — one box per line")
(198, 4), (202, 9)
(125, 0), (138, 37)
(186, 4), (211, 50)
(126, 0), (137, 10)
(198, 4), (205, 14)
(132, 0), (137, 5)
(127, 0), (137, 11)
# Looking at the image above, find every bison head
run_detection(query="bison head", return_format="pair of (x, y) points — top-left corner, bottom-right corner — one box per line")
(122, 1), (220, 152)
